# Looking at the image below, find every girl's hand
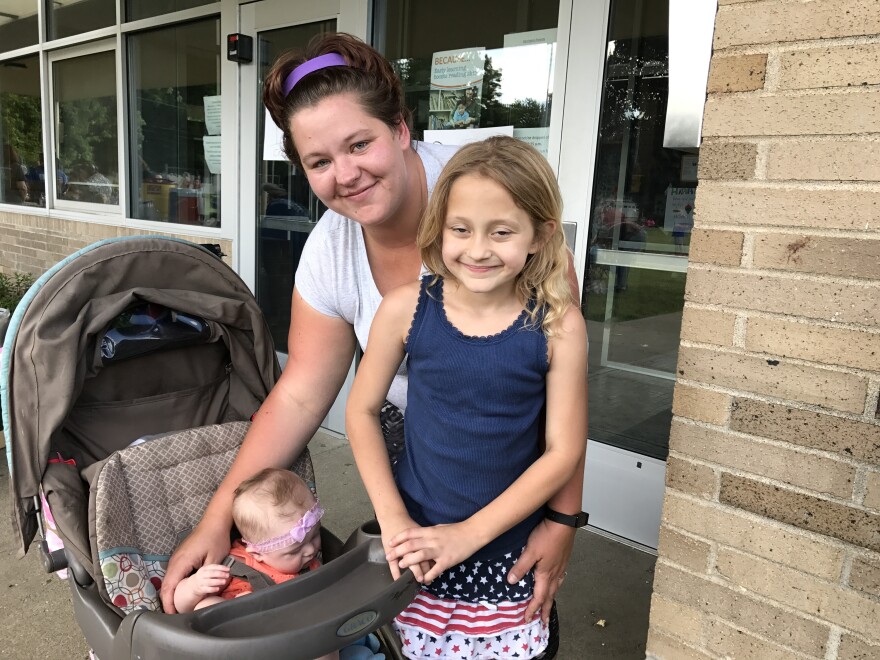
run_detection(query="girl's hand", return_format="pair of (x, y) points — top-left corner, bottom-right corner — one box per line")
(387, 523), (482, 584)
(506, 519), (575, 623)
(379, 514), (433, 582)
(190, 564), (231, 597)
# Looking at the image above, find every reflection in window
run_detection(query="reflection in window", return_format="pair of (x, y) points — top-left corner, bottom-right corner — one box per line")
(128, 19), (220, 226)
(0, 1), (38, 54)
(126, 0), (215, 23)
(379, 0), (559, 153)
(0, 55), (42, 207)
(53, 51), (119, 206)
(48, 0), (115, 40)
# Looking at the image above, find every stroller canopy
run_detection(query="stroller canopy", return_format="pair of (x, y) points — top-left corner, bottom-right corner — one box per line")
(2, 236), (280, 558)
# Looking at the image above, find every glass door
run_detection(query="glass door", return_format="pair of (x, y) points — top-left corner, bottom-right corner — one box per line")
(560, 0), (699, 549)
(239, 0), (357, 434)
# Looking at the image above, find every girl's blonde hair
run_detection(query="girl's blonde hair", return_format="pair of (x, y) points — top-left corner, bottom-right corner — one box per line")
(232, 468), (315, 542)
(418, 136), (572, 334)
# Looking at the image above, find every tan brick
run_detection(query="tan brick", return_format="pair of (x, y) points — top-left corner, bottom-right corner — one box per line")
(672, 383), (732, 425)
(867, 471), (880, 510)
(720, 473), (880, 553)
(677, 345), (869, 414)
(698, 141), (758, 180)
(705, 619), (804, 660)
(839, 634), (880, 660)
(653, 563), (829, 655)
(715, 0), (880, 49)
(658, 525), (711, 573)
(680, 306), (736, 346)
(780, 44), (880, 91)
(649, 595), (704, 646)
(646, 630), (712, 660)
(730, 398), (880, 465)
(768, 140), (880, 182)
(745, 317), (880, 372)
(850, 553), (880, 598)
(703, 89), (880, 137)
(715, 547), (880, 642)
(664, 493), (844, 581)
(708, 54), (767, 93)
(670, 419), (855, 498)
(753, 233), (880, 280)
(696, 181), (880, 231)
(665, 456), (717, 499)
(686, 267), (880, 327)
(689, 229), (743, 267)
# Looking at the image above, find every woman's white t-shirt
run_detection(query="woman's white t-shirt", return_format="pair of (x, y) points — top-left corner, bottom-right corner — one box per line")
(294, 141), (457, 412)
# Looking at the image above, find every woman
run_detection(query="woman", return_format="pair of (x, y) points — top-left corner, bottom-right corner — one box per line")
(160, 33), (584, 640)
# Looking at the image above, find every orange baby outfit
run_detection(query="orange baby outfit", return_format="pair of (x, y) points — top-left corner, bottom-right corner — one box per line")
(220, 540), (322, 599)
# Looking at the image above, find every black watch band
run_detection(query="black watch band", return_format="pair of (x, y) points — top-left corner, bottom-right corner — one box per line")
(545, 507), (589, 528)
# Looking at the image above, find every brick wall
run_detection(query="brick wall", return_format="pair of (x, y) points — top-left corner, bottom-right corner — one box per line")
(647, 1), (880, 658)
(0, 211), (233, 275)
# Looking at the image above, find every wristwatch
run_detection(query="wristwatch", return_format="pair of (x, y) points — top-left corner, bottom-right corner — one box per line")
(544, 507), (589, 528)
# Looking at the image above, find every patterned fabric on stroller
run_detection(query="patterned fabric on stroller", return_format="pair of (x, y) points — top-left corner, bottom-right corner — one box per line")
(1, 236), (417, 659)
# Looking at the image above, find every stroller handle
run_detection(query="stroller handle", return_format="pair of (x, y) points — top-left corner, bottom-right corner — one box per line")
(111, 532), (418, 660)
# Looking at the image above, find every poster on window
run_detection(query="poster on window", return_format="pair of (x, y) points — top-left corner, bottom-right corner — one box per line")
(663, 186), (696, 233)
(429, 47), (485, 131)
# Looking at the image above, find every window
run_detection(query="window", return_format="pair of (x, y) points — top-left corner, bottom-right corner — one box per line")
(378, 0), (560, 155)
(48, 0), (115, 40)
(128, 19), (220, 226)
(52, 48), (119, 208)
(126, 0), (216, 23)
(0, 55), (42, 207)
(0, 1), (38, 54)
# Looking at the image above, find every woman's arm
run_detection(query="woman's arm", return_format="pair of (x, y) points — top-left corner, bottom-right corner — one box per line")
(345, 284), (427, 581)
(161, 288), (357, 612)
(389, 307), (588, 585)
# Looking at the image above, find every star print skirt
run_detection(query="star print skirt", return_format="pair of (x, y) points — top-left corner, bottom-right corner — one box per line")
(393, 551), (549, 659)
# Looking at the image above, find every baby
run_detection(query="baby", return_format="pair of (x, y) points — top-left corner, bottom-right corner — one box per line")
(173, 467), (323, 612)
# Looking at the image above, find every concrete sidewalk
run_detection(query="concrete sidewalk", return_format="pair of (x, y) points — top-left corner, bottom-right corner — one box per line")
(0, 431), (656, 659)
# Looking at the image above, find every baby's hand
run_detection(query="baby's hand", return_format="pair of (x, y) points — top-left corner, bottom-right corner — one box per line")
(190, 564), (231, 597)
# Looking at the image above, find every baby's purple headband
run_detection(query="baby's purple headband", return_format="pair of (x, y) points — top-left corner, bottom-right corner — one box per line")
(283, 52), (349, 96)
(242, 501), (324, 553)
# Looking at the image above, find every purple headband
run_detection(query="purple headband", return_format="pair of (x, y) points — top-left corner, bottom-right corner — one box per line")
(242, 501), (324, 553)
(283, 53), (348, 96)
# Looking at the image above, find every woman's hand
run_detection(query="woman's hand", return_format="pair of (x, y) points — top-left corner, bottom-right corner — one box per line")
(387, 522), (482, 584)
(160, 521), (231, 613)
(506, 519), (575, 623)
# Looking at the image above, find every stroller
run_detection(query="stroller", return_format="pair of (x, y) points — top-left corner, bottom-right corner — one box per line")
(2, 236), (418, 659)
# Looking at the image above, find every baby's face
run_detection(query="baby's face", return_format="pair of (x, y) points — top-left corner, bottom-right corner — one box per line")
(256, 523), (321, 575)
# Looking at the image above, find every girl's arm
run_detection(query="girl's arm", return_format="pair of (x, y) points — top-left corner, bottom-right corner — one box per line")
(173, 564), (231, 613)
(388, 306), (588, 583)
(345, 283), (427, 581)
(508, 252), (587, 623)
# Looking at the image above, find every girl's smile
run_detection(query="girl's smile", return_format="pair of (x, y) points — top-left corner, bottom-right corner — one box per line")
(441, 173), (541, 299)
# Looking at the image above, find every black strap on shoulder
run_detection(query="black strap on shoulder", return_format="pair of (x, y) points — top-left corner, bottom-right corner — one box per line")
(225, 556), (275, 591)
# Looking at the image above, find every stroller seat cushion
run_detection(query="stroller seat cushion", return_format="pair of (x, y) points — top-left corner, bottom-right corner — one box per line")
(90, 421), (315, 614)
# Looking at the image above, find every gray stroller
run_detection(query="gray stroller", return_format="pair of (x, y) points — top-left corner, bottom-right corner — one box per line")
(2, 236), (418, 659)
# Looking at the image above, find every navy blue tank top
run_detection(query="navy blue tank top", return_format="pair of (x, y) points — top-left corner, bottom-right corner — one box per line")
(396, 276), (548, 560)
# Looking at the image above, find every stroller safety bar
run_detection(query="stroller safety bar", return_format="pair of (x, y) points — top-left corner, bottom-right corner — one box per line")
(72, 524), (418, 660)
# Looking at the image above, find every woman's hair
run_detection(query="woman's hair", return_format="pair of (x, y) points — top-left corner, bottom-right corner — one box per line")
(263, 33), (411, 168)
(232, 468), (315, 542)
(418, 136), (572, 335)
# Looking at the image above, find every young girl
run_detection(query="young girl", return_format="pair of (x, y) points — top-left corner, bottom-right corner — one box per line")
(346, 136), (588, 659)
(173, 468), (324, 612)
